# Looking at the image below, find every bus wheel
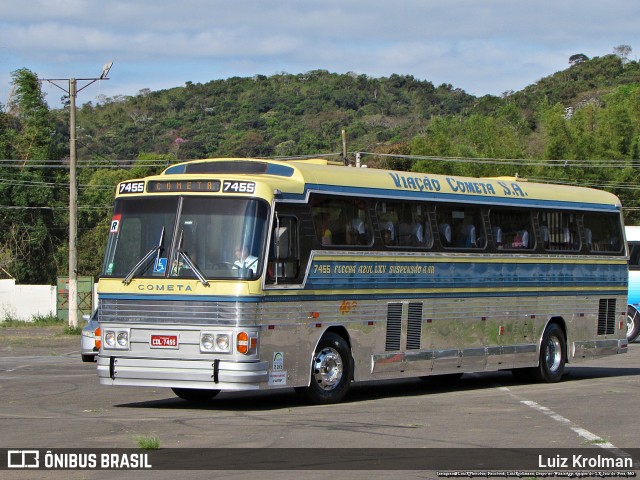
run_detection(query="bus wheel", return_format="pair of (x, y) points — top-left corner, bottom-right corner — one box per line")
(533, 324), (566, 383)
(172, 388), (220, 402)
(627, 306), (640, 343)
(296, 332), (352, 405)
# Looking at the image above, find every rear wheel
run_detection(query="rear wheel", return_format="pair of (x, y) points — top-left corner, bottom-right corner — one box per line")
(172, 388), (220, 402)
(296, 332), (353, 405)
(532, 323), (566, 383)
(627, 306), (640, 343)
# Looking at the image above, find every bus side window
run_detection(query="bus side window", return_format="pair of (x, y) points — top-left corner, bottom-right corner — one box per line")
(490, 208), (533, 251)
(436, 205), (485, 250)
(311, 195), (372, 247)
(582, 212), (623, 254)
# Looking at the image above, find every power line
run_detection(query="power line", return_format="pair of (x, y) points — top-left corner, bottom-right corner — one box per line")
(356, 151), (640, 169)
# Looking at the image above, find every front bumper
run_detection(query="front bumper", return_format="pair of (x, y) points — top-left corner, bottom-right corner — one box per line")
(97, 355), (269, 390)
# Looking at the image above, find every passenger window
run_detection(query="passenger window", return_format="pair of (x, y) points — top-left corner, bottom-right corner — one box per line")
(310, 195), (372, 247)
(583, 213), (623, 254)
(489, 209), (534, 250)
(540, 211), (580, 252)
(375, 201), (432, 249)
(435, 206), (485, 249)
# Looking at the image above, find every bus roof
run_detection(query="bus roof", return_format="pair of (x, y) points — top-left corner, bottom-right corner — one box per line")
(155, 157), (621, 211)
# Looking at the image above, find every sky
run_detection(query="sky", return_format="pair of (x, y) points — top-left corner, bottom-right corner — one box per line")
(1, 0), (639, 109)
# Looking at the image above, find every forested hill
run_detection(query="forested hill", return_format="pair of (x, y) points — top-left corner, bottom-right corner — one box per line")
(71, 71), (477, 160)
(66, 53), (640, 163)
(1, 50), (640, 285)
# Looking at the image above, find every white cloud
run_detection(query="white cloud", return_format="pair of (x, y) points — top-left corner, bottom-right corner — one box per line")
(1, 0), (639, 106)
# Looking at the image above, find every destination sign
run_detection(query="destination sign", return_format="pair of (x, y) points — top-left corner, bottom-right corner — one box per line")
(146, 180), (221, 193)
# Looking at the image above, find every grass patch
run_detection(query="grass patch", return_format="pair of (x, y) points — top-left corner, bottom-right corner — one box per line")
(1, 313), (64, 327)
(64, 325), (83, 335)
(135, 435), (160, 450)
(586, 438), (609, 445)
(1, 313), (83, 336)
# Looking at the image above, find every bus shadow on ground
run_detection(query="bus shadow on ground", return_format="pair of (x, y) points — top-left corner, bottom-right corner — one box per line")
(115, 365), (640, 412)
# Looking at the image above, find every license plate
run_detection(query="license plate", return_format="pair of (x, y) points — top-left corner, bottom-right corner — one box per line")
(150, 334), (178, 349)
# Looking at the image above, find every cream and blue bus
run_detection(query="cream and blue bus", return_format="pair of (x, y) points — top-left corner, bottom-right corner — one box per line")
(96, 158), (629, 404)
(625, 226), (640, 342)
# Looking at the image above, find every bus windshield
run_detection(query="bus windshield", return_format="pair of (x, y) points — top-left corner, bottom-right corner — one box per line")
(101, 196), (269, 281)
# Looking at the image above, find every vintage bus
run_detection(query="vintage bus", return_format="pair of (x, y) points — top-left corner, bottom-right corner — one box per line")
(96, 158), (628, 404)
(625, 226), (640, 342)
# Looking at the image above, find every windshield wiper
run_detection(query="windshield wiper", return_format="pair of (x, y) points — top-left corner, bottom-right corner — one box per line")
(174, 230), (209, 286)
(123, 226), (165, 285)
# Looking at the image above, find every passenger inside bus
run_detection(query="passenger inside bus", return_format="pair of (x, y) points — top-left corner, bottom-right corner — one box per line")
(439, 223), (452, 246)
(347, 215), (367, 245)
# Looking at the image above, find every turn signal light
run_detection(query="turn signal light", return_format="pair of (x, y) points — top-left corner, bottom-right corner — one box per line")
(95, 327), (101, 349)
(237, 332), (249, 354)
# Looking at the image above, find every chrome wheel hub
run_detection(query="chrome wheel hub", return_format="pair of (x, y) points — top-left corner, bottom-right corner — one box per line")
(312, 347), (343, 391)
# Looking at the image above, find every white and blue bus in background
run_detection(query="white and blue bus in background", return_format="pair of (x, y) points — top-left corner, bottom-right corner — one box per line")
(626, 226), (640, 342)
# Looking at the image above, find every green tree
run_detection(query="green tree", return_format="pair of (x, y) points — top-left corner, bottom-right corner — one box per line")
(0, 69), (66, 283)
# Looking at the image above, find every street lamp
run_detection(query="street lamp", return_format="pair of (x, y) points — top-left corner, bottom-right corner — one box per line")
(42, 62), (113, 328)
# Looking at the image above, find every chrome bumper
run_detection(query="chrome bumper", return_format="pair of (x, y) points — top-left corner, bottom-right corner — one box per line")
(97, 356), (269, 390)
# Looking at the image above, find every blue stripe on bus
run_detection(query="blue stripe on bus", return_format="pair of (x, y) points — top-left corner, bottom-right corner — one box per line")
(304, 259), (627, 291)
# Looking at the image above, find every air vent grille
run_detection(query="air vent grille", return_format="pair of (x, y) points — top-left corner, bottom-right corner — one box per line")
(385, 303), (402, 351)
(597, 298), (616, 335)
(406, 302), (423, 350)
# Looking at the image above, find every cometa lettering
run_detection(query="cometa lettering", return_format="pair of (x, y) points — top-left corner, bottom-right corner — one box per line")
(446, 177), (496, 195)
(137, 284), (193, 292)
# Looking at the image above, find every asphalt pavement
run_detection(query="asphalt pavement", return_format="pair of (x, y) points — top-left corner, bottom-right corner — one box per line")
(0, 330), (638, 480)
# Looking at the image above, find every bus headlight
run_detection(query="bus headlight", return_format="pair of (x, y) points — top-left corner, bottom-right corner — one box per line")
(105, 331), (116, 348)
(201, 334), (214, 351)
(103, 329), (130, 350)
(200, 332), (231, 353)
(117, 331), (129, 347)
(215, 334), (230, 352)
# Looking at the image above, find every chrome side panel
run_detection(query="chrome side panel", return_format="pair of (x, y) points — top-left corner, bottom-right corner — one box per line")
(97, 292), (627, 391)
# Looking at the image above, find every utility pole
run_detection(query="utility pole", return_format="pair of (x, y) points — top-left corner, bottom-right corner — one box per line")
(342, 129), (348, 166)
(42, 62), (113, 328)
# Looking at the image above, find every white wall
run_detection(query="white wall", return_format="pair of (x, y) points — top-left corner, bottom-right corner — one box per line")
(0, 279), (57, 321)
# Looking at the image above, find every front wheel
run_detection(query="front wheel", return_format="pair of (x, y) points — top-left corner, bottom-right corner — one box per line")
(627, 306), (640, 343)
(295, 332), (353, 405)
(172, 388), (220, 402)
(532, 323), (566, 383)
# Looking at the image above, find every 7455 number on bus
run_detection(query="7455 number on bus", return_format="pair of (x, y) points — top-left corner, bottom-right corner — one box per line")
(223, 181), (255, 194)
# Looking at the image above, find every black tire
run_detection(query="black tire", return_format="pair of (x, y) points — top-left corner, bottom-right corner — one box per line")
(532, 323), (566, 383)
(172, 388), (220, 402)
(296, 332), (353, 405)
(81, 354), (95, 363)
(627, 306), (640, 343)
